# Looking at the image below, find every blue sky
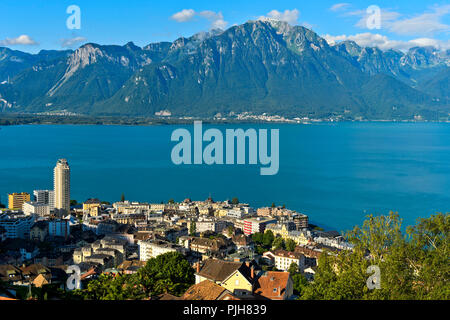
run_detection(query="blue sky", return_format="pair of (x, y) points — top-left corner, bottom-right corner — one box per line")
(1, 0), (449, 53)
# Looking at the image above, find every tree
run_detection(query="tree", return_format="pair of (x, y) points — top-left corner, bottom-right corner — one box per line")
(285, 239), (297, 252)
(78, 252), (195, 300)
(272, 237), (285, 250)
(120, 193), (125, 202)
(288, 262), (299, 275)
(300, 212), (450, 300)
(70, 200), (78, 206)
(227, 225), (234, 237)
(263, 230), (275, 247)
(252, 232), (264, 244)
(189, 221), (196, 236)
(271, 202), (276, 208)
(168, 199), (175, 204)
(292, 273), (309, 296)
(231, 197), (239, 205)
(135, 252), (195, 297)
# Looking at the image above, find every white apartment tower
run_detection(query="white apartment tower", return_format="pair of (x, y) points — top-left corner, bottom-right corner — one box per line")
(54, 159), (70, 216)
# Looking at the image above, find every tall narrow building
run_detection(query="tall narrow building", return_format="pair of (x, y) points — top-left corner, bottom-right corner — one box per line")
(54, 159), (70, 216)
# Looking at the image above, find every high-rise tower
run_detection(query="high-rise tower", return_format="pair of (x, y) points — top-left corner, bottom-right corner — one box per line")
(54, 159), (70, 216)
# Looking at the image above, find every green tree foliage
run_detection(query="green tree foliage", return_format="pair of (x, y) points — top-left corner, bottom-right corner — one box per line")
(77, 252), (195, 300)
(288, 263), (299, 275)
(168, 199), (175, 204)
(231, 198), (239, 205)
(300, 212), (450, 300)
(272, 237), (285, 250)
(263, 230), (275, 247)
(292, 273), (309, 296)
(252, 232), (264, 244)
(285, 239), (297, 252)
(189, 221), (196, 236)
(227, 225), (234, 237)
(120, 193), (125, 202)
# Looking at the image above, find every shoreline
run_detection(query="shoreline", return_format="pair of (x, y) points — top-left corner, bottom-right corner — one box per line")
(1, 114), (450, 126)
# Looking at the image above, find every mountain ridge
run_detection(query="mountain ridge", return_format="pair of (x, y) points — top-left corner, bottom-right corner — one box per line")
(0, 20), (449, 120)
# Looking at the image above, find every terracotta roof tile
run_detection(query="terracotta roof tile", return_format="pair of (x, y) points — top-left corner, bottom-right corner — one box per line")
(182, 280), (228, 300)
(254, 271), (291, 300)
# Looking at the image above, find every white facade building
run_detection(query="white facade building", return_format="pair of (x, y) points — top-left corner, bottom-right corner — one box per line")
(54, 159), (70, 216)
(0, 213), (35, 239)
(23, 201), (50, 217)
(138, 239), (184, 261)
(263, 250), (306, 272)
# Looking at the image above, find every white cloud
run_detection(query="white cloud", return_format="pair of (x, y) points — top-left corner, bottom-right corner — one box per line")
(323, 32), (450, 51)
(330, 3), (350, 12)
(0, 34), (38, 46)
(171, 9), (196, 23)
(345, 5), (450, 36)
(61, 37), (87, 48)
(351, 8), (400, 29)
(259, 9), (300, 25)
(388, 5), (450, 35)
(198, 11), (228, 29)
(171, 9), (228, 30)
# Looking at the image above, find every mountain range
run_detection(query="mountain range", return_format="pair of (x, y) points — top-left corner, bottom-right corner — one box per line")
(0, 20), (449, 120)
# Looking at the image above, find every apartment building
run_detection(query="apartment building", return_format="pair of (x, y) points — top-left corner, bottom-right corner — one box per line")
(8, 193), (30, 211)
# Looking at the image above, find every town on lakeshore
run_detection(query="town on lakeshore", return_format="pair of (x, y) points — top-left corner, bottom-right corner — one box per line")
(0, 158), (353, 300)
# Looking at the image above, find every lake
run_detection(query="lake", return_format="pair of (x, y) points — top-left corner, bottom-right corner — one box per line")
(1, 122), (449, 232)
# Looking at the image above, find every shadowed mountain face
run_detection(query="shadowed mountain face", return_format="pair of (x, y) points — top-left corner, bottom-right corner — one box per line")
(0, 20), (449, 119)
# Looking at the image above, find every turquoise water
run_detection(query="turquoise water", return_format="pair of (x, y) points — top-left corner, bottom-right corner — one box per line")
(1, 122), (449, 232)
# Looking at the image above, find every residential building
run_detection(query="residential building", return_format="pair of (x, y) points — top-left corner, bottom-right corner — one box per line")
(195, 259), (256, 297)
(8, 193), (30, 211)
(117, 260), (146, 274)
(0, 226), (6, 242)
(227, 209), (245, 219)
(112, 213), (146, 225)
(0, 265), (23, 285)
(19, 243), (40, 261)
(292, 213), (309, 229)
(83, 198), (101, 216)
(253, 271), (294, 300)
(179, 236), (233, 257)
(138, 239), (185, 261)
(0, 213), (35, 239)
(243, 217), (277, 236)
(313, 230), (353, 250)
(29, 221), (49, 242)
(33, 190), (55, 211)
(48, 219), (70, 239)
(189, 218), (227, 233)
(54, 159), (70, 216)
(73, 237), (126, 268)
(265, 223), (310, 245)
(182, 280), (238, 300)
(263, 250), (305, 272)
(23, 202), (50, 217)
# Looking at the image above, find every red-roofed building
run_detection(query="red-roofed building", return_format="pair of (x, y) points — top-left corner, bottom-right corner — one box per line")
(253, 271), (293, 300)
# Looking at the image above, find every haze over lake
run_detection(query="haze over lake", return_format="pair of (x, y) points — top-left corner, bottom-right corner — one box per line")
(1, 122), (449, 232)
